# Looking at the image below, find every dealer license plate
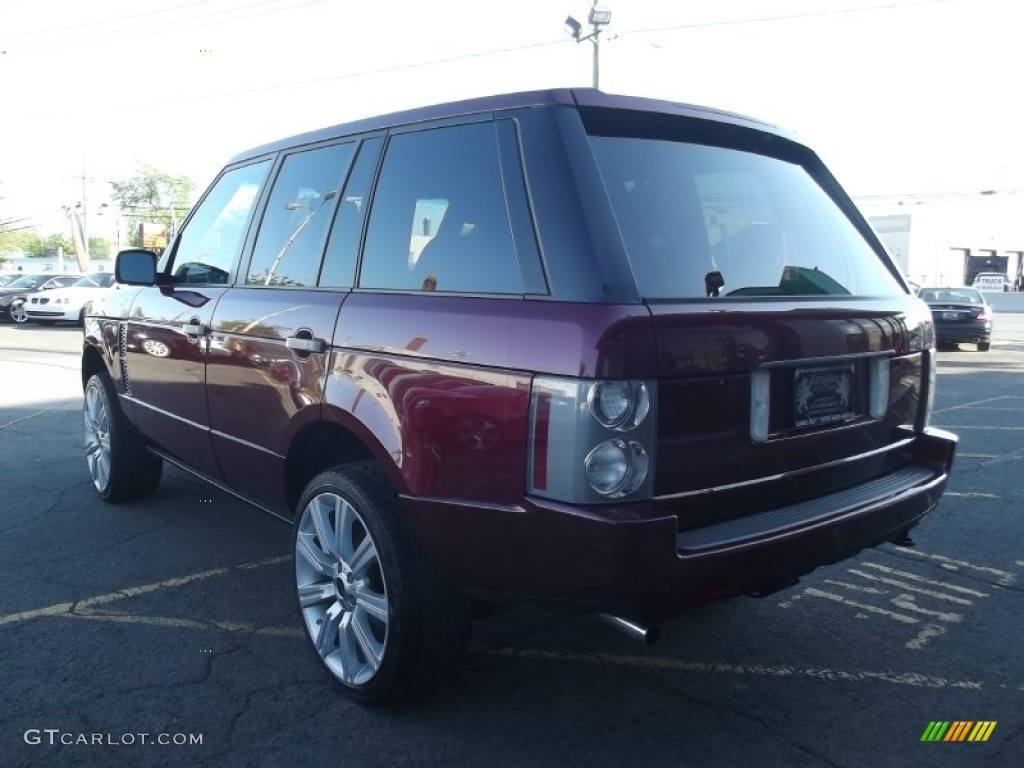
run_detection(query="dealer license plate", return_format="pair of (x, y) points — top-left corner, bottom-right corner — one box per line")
(793, 364), (855, 427)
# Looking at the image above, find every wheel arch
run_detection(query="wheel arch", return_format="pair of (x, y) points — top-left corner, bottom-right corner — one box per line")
(81, 344), (108, 391)
(284, 419), (401, 515)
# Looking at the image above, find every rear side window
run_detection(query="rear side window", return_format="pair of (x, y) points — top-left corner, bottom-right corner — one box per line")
(589, 136), (903, 299)
(359, 122), (523, 294)
(319, 138), (382, 289)
(246, 143), (354, 287)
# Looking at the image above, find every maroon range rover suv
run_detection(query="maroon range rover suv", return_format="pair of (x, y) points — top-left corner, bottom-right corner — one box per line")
(82, 88), (957, 701)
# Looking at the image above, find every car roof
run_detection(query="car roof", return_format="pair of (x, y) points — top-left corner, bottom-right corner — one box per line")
(229, 87), (795, 164)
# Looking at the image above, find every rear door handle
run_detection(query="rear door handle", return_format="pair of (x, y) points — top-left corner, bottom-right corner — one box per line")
(286, 336), (327, 354)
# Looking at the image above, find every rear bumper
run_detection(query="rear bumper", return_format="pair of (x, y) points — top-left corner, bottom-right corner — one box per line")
(403, 427), (958, 614)
(935, 325), (991, 344)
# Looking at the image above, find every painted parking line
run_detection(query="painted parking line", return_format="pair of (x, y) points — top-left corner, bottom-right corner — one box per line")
(933, 425), (1024, 430)
(895, 549), (1017, 587)
(0, 600), (75, 628)
(932, 395), (1024, 415)
(481, 647), (984, 691)
(944, 492), (1002, 499)
(854, 562), (989, 598)
(0, 554), (290, 629)
(0, 553), (997, 694)
(0, 401), (80, 431)
(944, 407), (1024, 412)
(843, 565), (987, 602)
(778, 549), (1017, 650)
(71, 611), (304, 638)
(0, 545), (1011, 696)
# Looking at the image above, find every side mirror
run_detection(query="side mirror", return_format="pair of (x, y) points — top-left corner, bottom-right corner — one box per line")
(115, 249), (159, 286)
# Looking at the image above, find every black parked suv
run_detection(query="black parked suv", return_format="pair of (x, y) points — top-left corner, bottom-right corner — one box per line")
(84, 88), (956, 702)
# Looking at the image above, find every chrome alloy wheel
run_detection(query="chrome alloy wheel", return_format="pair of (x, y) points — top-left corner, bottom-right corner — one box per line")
(83, 380), (112, 491)
(9, 300), (28, 324)
(295, 492), (390, 686)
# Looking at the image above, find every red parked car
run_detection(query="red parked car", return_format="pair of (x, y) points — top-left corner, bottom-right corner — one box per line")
(82, 88), (957, 701)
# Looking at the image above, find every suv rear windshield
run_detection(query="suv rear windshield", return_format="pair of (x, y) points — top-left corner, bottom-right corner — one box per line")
(588, 132), (903, 300)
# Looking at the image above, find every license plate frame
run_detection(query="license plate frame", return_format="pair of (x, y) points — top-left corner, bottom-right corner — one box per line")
(793, 364), (856, 428)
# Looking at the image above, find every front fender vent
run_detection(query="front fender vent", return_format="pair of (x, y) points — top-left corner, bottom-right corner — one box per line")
(118, 321), (132, 397)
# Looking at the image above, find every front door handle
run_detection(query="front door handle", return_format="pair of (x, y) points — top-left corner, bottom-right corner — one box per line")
(286, 335), (327, 354)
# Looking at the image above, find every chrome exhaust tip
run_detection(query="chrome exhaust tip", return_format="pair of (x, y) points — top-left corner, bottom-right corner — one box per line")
(599, 614), (660, 645)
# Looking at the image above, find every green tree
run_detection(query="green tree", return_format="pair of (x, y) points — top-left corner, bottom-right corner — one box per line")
(110, 165), (196, 247)
(23, 233), (75, 259)
(88, 236), (113, 259)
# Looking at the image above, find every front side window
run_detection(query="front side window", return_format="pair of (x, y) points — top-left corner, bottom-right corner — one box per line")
(589, 135), (903, 299)
(44, 276), (78, 289)
(74, 273), (114, 288)
(246, 143), (354, 287)
(171, 160), (271, 284)
(359, 122), (523, 294)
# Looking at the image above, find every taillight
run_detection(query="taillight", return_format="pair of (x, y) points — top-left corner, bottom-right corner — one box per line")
(975, 305), (992, 323)
(528, 377), (657, 503)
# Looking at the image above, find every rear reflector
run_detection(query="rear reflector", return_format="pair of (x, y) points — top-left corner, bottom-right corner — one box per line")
(869, 356), (891, 419)
(750, 370), (770, 443)
(531, 391), (551, 491)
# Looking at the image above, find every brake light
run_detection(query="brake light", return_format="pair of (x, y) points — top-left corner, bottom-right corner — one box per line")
(975, 305), (992, 323)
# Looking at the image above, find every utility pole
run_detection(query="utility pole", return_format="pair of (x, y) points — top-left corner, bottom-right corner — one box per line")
(81, 159), (88, 262)
(564, 3), (612, 89)
(70, 158), (92, 268)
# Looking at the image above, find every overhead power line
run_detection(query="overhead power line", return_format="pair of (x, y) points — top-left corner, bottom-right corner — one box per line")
(1, 0), (325, 52)
(4, 0), (953, 55)
(8, 0), (961, 121)
(0, 0), (214, 40)
(609, 0), (954, 41)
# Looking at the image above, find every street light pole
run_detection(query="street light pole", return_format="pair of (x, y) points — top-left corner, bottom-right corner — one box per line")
(565, 3), (612, 89)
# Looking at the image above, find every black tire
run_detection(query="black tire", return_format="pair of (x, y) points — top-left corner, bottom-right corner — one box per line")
(9, 300), (28, 324)
(293, 462), (472, 703)
(978, 342), (991, 352)
(83, 373), (163, 502)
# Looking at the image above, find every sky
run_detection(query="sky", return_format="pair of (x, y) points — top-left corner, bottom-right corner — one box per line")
(1, 0), (1021, 243)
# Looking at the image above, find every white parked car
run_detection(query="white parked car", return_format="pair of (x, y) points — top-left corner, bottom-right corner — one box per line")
(24, 273), (117, 324)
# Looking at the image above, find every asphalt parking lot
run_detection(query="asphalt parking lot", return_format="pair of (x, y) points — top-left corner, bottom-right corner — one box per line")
(1, 317), (1022, 768)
